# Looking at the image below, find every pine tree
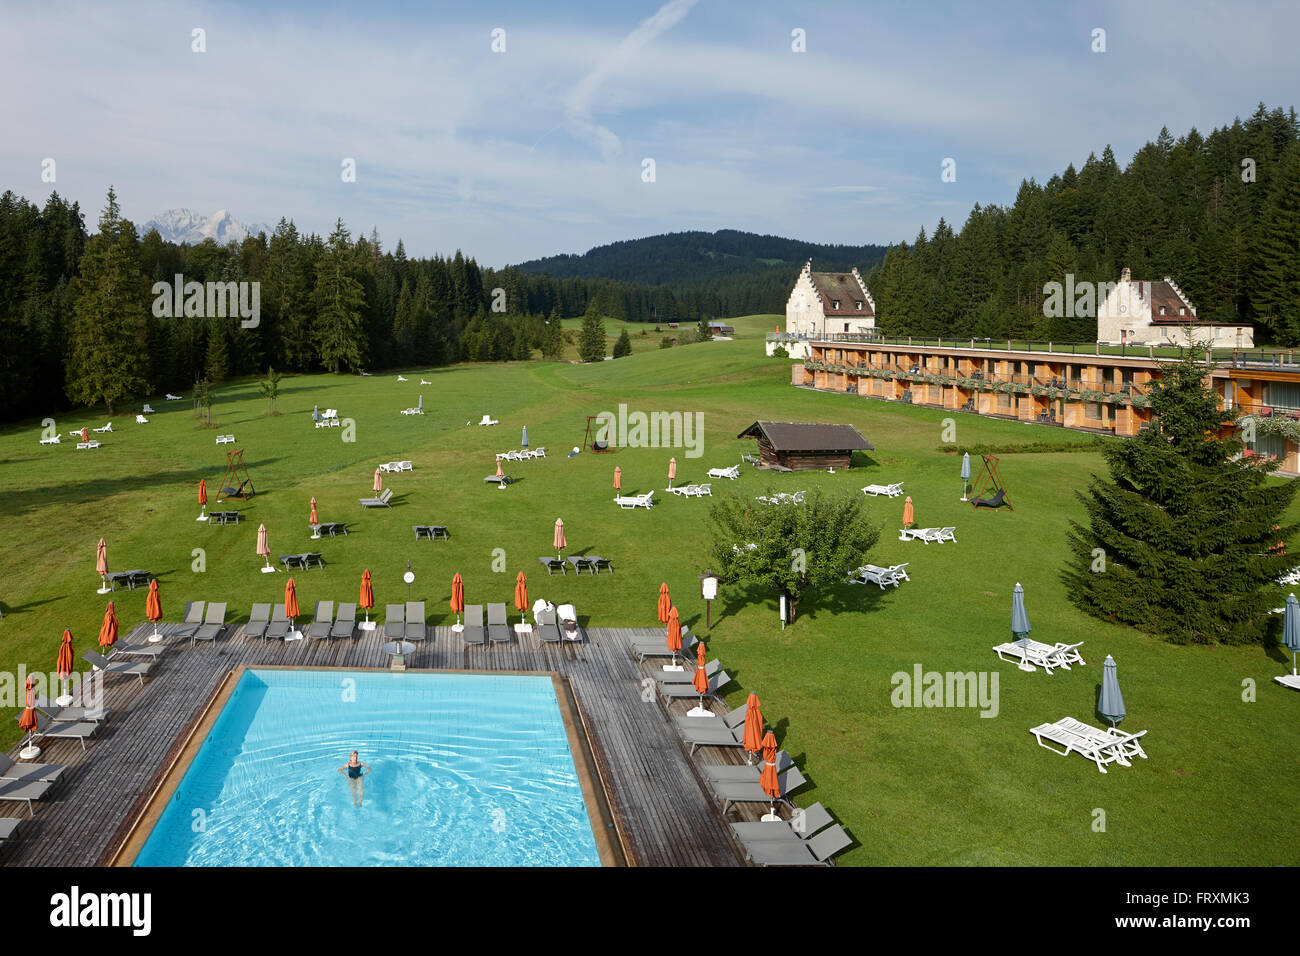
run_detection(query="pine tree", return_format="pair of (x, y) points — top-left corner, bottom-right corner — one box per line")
(1250, 141), (1300, 343)
(1066, 354), (1299, 644)
(65, 187), (149, 414)
(612, 328), (632, 358)
(205, 321), (229, 383)
(577, 306), (606, 363)
(314, 219), (367, 373)
(540, 310), (565, 360)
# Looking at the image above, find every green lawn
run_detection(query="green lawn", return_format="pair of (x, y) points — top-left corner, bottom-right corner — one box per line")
(2, 335), (1297, 866)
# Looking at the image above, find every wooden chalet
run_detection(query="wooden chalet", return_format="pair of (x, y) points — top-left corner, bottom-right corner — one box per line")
(737, 421), (873, 471)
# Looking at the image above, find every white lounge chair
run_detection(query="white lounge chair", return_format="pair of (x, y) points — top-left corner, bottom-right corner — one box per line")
(76, 441), (101, 450)
(93, 423), (113, 434)
(1030, 718), (1147, 773)
(397, 375), (408, 382)
(165, 393), (181, 400)
(994, 639), (1076, 673)
(39, 435), (60, 445)
(707, 465), (740, 480)
(420, 379), (432, 385)
(478, 415), (498, 426)
(216, 434), (235, 444)
(690, 483), (712, 497)
(1056, 717), (1148, 765)
(849, 564), (908, 589)
(136, 414), (149, 423)
(614, 492), (655, 510)
(862, 482), (904, 497)
(531, 447), (546, 458)
(142, 404), (154, 414)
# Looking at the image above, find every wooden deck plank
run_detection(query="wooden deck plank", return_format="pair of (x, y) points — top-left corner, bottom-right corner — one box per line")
(4, 621), (746, 867)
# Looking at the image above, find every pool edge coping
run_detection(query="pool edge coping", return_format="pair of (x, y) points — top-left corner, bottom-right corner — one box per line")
(109, 664), (623, 867)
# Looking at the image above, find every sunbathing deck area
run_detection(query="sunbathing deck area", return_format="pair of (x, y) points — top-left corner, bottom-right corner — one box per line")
(3, 623), (756, 867)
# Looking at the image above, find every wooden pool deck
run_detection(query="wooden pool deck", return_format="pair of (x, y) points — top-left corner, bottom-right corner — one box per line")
(2, 620), (770, 867)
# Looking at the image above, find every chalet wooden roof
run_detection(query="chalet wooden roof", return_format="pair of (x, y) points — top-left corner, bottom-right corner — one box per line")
(738, 421), (874, 451)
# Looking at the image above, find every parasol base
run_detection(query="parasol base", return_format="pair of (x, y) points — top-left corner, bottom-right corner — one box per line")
(359, 621), (377, 631)
(451, 624), (464, 634)
(18, 745), (41, 760)
(662, 664), (684, 672)
(514, 623), (532, 636)
(285, 630), (303, 642)
(960, 497), (968, 502)
(147, 632), (163, 644)
(196, 514), (209, 521)
(1275, 674), (1300, 691)
(96, 587), (112, 595)
(1018, 661), (1037, 673)
(687, 706), (713, 717)
(260, 566), (276, 574)
(760, 811), (781, 823)
(55, 694), (74, 707)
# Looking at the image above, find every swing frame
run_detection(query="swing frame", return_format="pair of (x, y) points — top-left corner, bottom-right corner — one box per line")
(969, 453), (1013, 510)
(583, 415), (616, 454)
(216, 448), (256, 502)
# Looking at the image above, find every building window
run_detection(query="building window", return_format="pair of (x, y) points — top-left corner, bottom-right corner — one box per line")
(1179, 307), (1187, 316)
(832, 300), (840, 310)
(998, 393), (1012, 409)
(1085, 403), (1102, 420)
(1159, 307), (1167, 315)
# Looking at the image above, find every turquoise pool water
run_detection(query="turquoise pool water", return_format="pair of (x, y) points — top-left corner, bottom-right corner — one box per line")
(133, 669), (601, 866)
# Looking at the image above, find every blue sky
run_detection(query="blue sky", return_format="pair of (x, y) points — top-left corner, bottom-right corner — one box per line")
(1, 0), (1297, 265)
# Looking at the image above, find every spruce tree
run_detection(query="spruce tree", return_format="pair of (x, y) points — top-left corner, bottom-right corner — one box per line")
(314, 219), (367, 373)
(65, 187), (149, 414)
(1066, 353), (1299, 644)
(612, 328), (632, 358)
(541, 311), (565, 360)
(577, 306), (606, 363)
(1250, 141), (1300, 343)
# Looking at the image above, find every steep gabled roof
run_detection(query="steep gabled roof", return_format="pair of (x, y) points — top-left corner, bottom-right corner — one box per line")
(809, 271), (874, 316)
(738, 421), (874, 451)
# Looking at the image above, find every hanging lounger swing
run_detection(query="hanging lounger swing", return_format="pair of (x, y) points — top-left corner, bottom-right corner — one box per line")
(970, 453), (1013, 510)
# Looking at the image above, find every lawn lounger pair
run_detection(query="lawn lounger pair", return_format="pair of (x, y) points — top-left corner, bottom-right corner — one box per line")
(313, 522), (348, 537)
(567, 555), (612, 575)
(730, 802), (852, 866)
(757, 491), (805, 505)
(208, 511), (240, 525)
(614, 492), (655, 509)
(379, 460), (414, 472)
(899, 526), (956, 544)
(1030, 717), (1148, 773)
(707, 465), (740, 480)
(359, 488), (394, 508)
(280, 553), (325, 571)
(315, 417), (341, 428)
(412, 525), (450, 540)
(848, 564), (909, 589)
(668, 483), (712, 497)
(993, 639), (1085, 673)
(76, 441), (102, 450)
(478, 415), (499, 426)
(862, 482), (904, 497)
(82, 649), (153, 686)
(215, 434), (235, 444)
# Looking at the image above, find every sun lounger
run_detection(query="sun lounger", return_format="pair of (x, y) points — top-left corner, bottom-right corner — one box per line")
(656, 659), (722, 685)
(142, 404), (154, 414)
(486, 603), (511, 643)
(614, 492), (655, 509)
(243, 603), (272, 639)
(461, 604), (487, 644)
(1052, 641), (1086, 667)
(554, 604), (584, 643)
(298, 552), (324, 570)
(484, 473), (514, 486)
(742, 823), (852, 866)
(31, 695), (109, 724)
(679, 719), (745, 754)
(994, 638), (1078, 673)
(586, 555), (613, 574)
(531, 447), (546, 458)
(111, 638), (167, 660)
(478, 415), (498, 426)
(707, 465), (740, 480)
(848, 564), (908, 589)
(730, 800), (832, 844)
(862, 482), (904, 497)
(404, 601), (426, 641)
(741, 453), (759, 465)
(82, 649), (152, 685)
(306, 601), (334, 640)
(1056, 717), (1148, 765)
(660, 669), (732, 703)
(632, 629), (698, 660)
(0, 778), (53, 817)
(30, 710), (98, 753)
(265, 604), (290, 640)
(280, 554), (304, 571)
(675, 703), (750, 741)
(538, 556), (566, 575)
(192, 602), (227, 645)
(567, 556), (596, 575)
(93, 423), (112, 433)
(1029, 718), (1135, 773)
(172, 601), (206, 638)
(709, 767), (808, 814)
(703, 751), (795, 781)
(413, 525), (450, 540)
(384, 604), (405, 639)
(39, 434), (60, 445)
(359, 488), (394, 508)
(0, 752), (65, 786)
(136, 414), (149, 423)
(215, 434), (235, 444)
(76, 441), (102, 450)
(165, 393), (181, 400)
(330, 603), (356, 638)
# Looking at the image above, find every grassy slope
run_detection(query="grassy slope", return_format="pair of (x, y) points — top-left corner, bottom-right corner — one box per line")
(1, 335), (1296, 866)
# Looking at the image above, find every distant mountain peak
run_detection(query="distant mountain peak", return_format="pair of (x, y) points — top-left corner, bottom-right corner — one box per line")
(143, 208), (272, 245)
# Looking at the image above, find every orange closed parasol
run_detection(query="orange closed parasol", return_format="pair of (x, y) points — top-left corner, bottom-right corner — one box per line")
(692, 641), (710, 694)
(553, 518), (566, 560)
(99, 601), (119, 649)
(450, 572), (465, 626)
(657, 582), (671, 624)
(96, 537), (109, 593)
(902, 496), (914, 529)
(373, 468), (383, 493)
(495, 457), (505, 479)
(359, 569), (375, 630)
(310, 496), (318, 526)
(514, 571), (529, 626)
(613, 466), (622, 491)
(285, 577), (300, 639)
(666, 606), (682, 666)
(56, 628), (75, 681)
(198, 478), (208, 520)
(81, 427), (88, 443)
(145, 579), (163, 641)
(256, 523), (271, 572)
(668, 457), (677, 488)
(742, 692), (764, 762)
(18, 676), (40, 758)
(758, 730), (781, 819)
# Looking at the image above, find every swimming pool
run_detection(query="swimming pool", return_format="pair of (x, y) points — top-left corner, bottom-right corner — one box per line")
(131, 668), (603, 866)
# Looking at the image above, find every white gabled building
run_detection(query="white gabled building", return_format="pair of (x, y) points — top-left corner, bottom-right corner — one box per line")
(1096, 267), (1253, 348)
(775, 261), (876, 357)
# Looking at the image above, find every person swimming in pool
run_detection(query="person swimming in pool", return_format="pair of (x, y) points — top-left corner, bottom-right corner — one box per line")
(337, 751), (371, 806)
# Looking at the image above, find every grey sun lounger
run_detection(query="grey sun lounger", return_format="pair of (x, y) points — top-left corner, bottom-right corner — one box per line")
(538, 556), (566, 575)
(0, 777), (52, 817)
(404, 601), (426, 641)
(385, 604), (405, 639)
(82, 649), (153, 686)
(331, 603), (357, 638)
(461, 604), (487, 645)
(192, 602), (227, 644)
(31, 710), (98, 752)
(31, 695), (109, 723)
(359, 488), (394, 508)
(730, 801), (834, 846)
(487, 603), (511, 643)
(307, 601), (334, 640)
(265, 604), (290, 640)
(0, 752), (66, 785)
(741, 823), (853, 867)
(703, 750), (795, 782)
(0, 817), (22, 844)
(679, 721), (746, 755)
(660, 669), (732, 703)
(112, 637), (167, 660)
(709, 767), (808, 814)
(655, 659), (722, 685)
(172, 601), (206, 638)
(633, 634), (699, 662)
(676, 702), (750, 732)
(243, 603), (272, 639)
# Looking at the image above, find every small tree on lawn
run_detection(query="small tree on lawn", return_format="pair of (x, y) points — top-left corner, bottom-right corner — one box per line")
(707, 488), (881, 624)
(193, 377), (213, 426)
(577, 306), (606, 363)
(1066, 352), (1300, 644)
(259, 366), (282, 415)
(612, 328), (632, 358)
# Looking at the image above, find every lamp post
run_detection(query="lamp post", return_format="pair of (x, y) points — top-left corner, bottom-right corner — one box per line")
(404, 561), (414, 603)
(699, 571), (720, 633)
